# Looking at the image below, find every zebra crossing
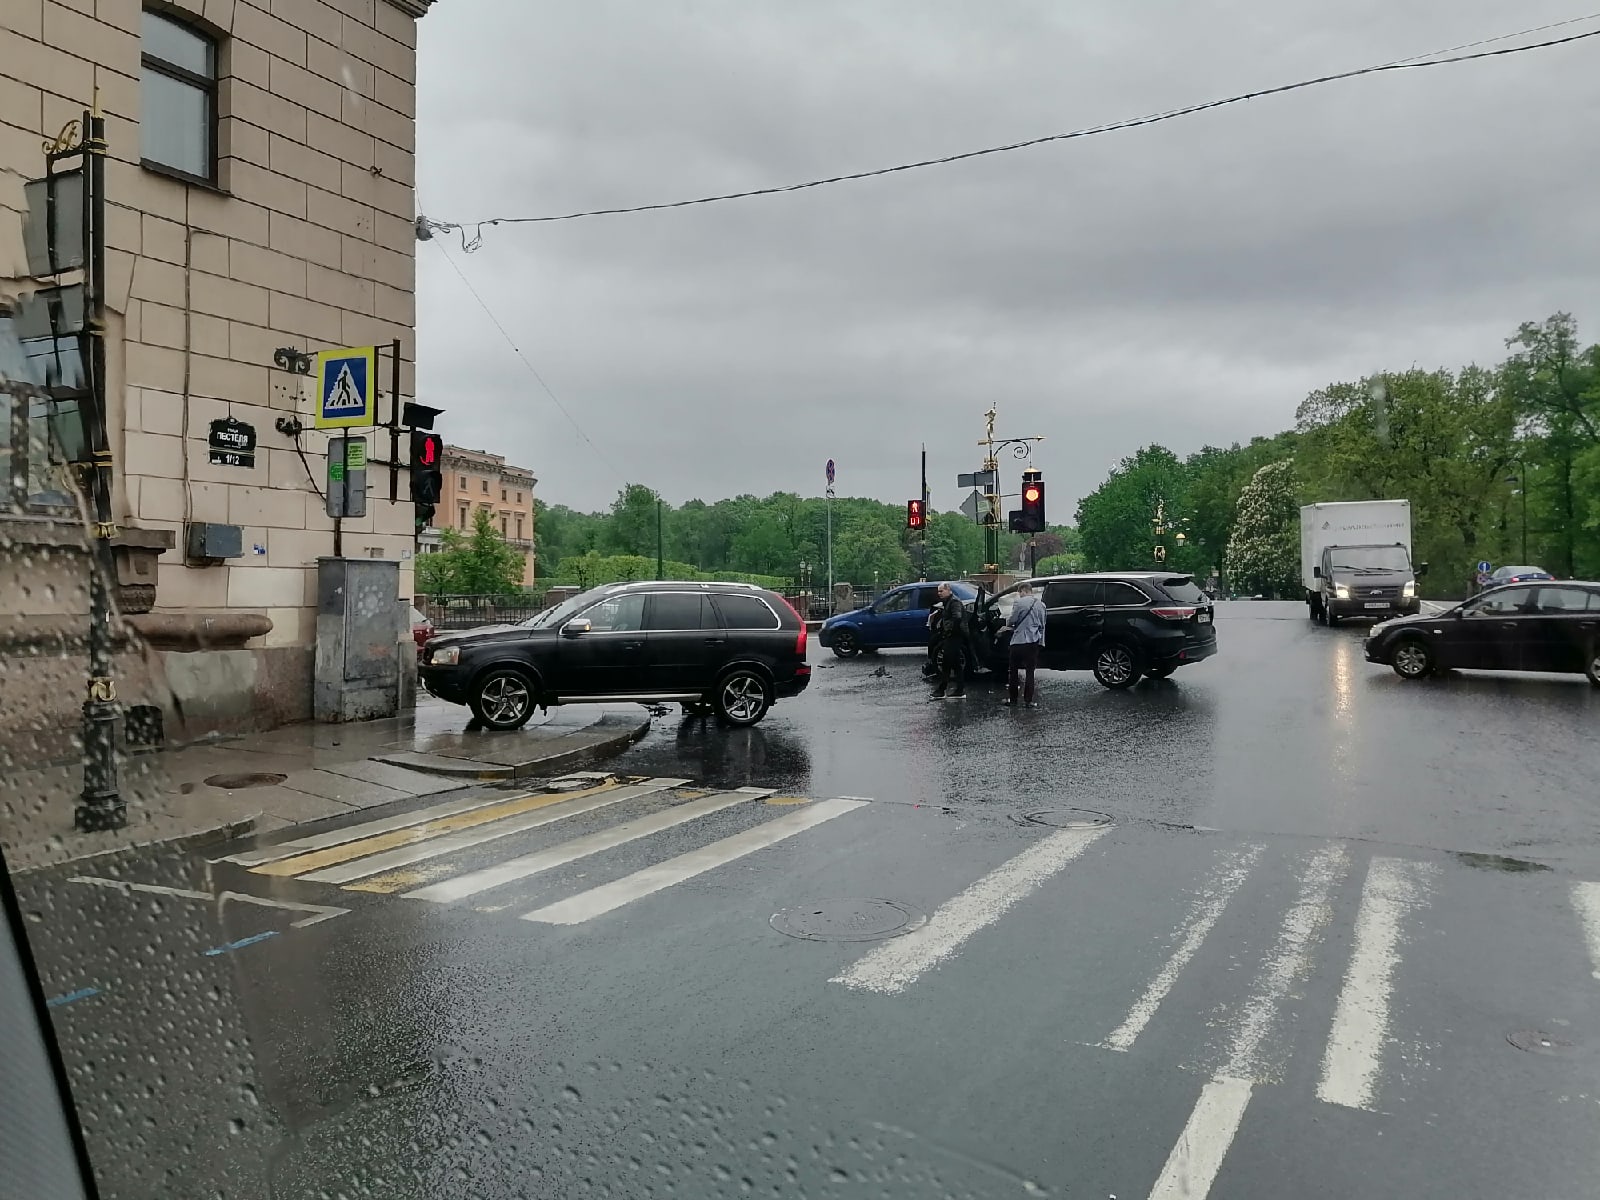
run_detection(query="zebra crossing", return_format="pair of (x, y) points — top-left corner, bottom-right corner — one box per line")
(214, 776), (1600, 1199)
(220, 774), (869, 926)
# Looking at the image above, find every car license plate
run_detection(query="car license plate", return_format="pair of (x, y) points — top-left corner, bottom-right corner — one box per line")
(1364, 601), (1391, 609)
(1198, 611), (1211, 623)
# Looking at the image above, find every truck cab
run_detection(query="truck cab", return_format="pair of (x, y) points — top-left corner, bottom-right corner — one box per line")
(1313, 543), (1423, 624)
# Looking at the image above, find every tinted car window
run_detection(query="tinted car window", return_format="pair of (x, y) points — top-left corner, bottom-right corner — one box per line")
(1533, 586), (1597, 613)
(916, 587), (940, 609)
(583, 593), (647, 631)
(714, 593), (778, 628)
(1156, 577), (1207, 604)
(645, 593), (712, 630)
(1468, 587), (1534, 616)
(1100, 581), (1149, 606)
(876, 590), (912, 613)
(1044, 581), (1098, 607)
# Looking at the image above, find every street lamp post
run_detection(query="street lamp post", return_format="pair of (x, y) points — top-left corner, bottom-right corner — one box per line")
(1506, 472), (1528, 563)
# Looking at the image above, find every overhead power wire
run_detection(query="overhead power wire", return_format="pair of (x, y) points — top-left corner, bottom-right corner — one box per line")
(429, 239), (624, 479)
(418, 17), (1600, 244)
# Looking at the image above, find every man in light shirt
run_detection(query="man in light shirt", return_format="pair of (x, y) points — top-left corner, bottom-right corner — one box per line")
(1001, 581), (1046, 707)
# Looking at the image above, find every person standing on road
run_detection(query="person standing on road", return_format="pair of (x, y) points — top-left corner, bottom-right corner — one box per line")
(1001, 581), (1046, 707)
(929, 582), (968, 701)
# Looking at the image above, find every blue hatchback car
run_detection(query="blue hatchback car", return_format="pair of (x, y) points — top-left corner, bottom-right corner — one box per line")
(818, 580), (979, 657)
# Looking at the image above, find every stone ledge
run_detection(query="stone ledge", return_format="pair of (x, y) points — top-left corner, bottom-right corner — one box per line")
(129, 612), (274, 651)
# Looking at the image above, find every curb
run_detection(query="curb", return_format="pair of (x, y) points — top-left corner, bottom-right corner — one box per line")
(371, 712), (651, 782)
(6, 813), (261, 876)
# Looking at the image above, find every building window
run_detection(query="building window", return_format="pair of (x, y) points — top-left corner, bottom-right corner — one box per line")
(481, 479), (488, 493)
(458, 505), (468, 529)
(501, 487), (507, 501)
(140, 9), (217, 184)
(516, 491), (522, 504)
(515, 515), (524, 540)
(458, 474), (466, 488)
(500, 515), (508, 536)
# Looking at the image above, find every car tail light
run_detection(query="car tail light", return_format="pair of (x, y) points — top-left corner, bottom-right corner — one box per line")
(1148, 606), (1198, 621)
(776, 595), (807, 655)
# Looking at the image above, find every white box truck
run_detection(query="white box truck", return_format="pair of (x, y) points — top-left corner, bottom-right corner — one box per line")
(1301, 500), (1424, 625)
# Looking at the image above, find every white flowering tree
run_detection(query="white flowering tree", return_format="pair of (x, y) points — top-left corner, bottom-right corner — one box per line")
(1223, 460), (1300, 597)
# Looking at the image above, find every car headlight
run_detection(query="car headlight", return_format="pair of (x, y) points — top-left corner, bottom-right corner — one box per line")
(1403, 581), (1416, 598)
(1334, 584), (1350, 599)
(430, 645), (459, 665)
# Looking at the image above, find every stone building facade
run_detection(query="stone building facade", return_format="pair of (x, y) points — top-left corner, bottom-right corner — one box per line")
(1, 0), (436, 750)
(428, 444), (536, 585)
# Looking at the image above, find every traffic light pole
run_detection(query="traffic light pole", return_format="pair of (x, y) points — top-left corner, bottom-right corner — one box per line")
(919, 444), (928, 581)
(977, 406), (1044, 573)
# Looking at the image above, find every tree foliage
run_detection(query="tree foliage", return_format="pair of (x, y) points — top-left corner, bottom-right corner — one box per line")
(416, 508), (526, 596)
(1072, 313), (1600, 596)
(1223, 461), (1300, 597)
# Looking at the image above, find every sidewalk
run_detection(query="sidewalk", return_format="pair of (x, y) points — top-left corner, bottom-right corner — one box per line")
(0, 698), (653, 873)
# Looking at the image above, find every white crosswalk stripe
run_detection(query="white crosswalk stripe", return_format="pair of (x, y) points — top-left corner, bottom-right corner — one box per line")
(401, 788), (772, 903)
(523, 797), (868, 926)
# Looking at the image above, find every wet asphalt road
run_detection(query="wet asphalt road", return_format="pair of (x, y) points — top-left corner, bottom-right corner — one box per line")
(13, 601), (1600, 1199)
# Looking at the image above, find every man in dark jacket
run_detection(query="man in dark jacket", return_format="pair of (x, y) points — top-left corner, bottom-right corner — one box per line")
(929, 583), (968, 700)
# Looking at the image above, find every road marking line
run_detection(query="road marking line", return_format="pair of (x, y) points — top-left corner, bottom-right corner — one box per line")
(217, 788), (562, 866)
(524, 797), (868, 926)
(832, 824), (1108, 996)
(68, 876), (349, 928)
(1572, 882), (1600, 981)
(304, 779), (685, 887)
(1103, 844), (1264, 1052)
(1317, 856), (1437, 1110)
(203, 930), (280, 957)
(47, 987), (102, 1008)
(1147, 1076), (1253, 1200)
(401, 790), (769, 903)
(253, 778), (658, 879)
(1145, 843), (1347, 1200)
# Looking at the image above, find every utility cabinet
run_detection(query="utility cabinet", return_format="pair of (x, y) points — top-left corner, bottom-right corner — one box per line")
(314, 557), (401, 722)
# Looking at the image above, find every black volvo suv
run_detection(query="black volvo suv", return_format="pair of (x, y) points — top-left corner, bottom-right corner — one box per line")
(928, 572), (1218, 687)
(419, 581), (811, 729)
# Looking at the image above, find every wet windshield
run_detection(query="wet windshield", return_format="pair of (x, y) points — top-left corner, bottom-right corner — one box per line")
(8, 6), (1600, 1200)
(1329, 545), (1412, 573)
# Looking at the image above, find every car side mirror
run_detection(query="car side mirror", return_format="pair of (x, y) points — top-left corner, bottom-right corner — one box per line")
(1417, 563), (1429, 577)
(1312, 566), (1322, 579)
(561, 618), (591, 638)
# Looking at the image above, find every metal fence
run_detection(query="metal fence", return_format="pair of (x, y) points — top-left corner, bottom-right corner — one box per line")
(419, 593), (552, 631)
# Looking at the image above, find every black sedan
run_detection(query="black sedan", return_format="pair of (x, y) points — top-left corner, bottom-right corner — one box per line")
(1365, 580), (1600, 684)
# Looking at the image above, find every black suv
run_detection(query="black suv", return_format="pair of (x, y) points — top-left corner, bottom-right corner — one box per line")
(928, 572), (1218, 688)
(419, 581), (811, 729)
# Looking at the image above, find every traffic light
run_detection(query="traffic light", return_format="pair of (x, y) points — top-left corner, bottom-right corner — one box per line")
(906, 498), (925, 530)
(1018, 469), (1045, 532)
(410, 429), (443, 531)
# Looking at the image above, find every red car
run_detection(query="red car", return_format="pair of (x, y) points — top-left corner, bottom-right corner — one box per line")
(409, 605), (434, 656)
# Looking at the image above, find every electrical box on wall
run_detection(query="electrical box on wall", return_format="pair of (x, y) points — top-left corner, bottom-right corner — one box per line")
(185, 522), (243, 563)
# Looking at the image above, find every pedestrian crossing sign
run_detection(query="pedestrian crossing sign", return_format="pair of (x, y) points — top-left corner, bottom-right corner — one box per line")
(313, 345), (376, 428)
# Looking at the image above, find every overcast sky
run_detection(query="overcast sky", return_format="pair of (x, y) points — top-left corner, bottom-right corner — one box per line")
(413, 1), (1600, 517)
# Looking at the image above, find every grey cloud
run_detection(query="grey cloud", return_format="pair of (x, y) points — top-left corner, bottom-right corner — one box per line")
(415, 0), (1600, 516)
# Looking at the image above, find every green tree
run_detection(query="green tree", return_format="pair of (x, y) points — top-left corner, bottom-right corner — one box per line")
(606, 483), (663, 558)
(1222, 460), (1300, 597)
(1075, 445), (1195, 571)
(416, 508), (526, 596)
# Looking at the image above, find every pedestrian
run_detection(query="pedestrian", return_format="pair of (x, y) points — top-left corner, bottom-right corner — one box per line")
(1001, 581), (1046, 707)
(929, 582), (967, 701)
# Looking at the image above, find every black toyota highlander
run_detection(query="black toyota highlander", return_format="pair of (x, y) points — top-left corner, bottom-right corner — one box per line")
(419, 581), (811, 729)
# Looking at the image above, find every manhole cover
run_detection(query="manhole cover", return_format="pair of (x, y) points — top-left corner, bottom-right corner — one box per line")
(1022, 808), (1113, 829)
(1507, 1029), (1576, 1056)
(770, 898), (927, 942)
(204, 772), (286, 790)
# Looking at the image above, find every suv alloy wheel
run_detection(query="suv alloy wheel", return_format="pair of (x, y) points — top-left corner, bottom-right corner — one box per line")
(714, 668), (771, 727)
(1093, 642), (1140, 688)
(470, 667), (538, 730)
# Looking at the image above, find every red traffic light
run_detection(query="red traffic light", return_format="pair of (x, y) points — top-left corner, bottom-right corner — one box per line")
(417, 433), (441, 466)
(906, 499), (925, 529)
(1023, 485), (1041, 503)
